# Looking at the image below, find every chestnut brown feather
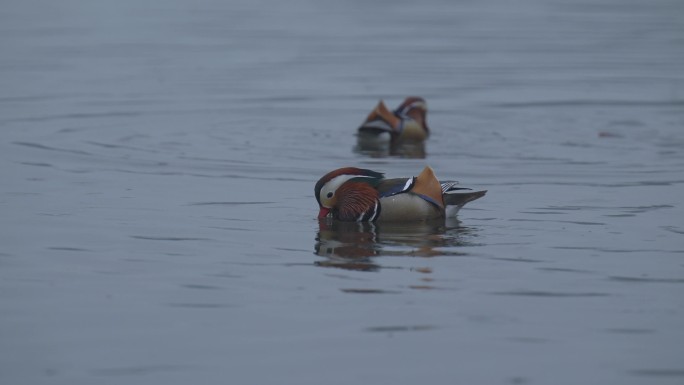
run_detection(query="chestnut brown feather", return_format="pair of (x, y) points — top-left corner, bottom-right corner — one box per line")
(335, 182), (380, 222)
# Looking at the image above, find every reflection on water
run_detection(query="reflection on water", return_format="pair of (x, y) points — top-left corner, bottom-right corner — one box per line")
(314, 217), (477, 271)
(353, 133), (427, 159)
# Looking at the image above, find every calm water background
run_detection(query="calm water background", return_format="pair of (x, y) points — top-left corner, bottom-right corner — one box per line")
(2, 0), (683, 384)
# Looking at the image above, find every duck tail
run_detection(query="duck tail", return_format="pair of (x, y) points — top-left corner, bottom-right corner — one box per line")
(443, 190), (487, 208)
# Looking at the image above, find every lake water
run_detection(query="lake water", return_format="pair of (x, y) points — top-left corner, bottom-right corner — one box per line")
(1, 0), (683, 384)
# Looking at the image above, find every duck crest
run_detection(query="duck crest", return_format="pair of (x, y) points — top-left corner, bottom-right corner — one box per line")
(410, 166), (444, 209)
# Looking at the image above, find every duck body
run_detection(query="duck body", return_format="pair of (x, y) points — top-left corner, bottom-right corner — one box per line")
(358, 97), (429, 142)
(315, 166), (485, 223)
(376, 192), (441, 222)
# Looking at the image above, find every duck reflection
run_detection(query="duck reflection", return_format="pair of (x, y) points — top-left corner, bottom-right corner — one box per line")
(353, 133), (426, 159)
(314, 218), (475, 271)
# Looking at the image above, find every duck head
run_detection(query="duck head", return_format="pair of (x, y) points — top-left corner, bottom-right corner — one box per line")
(314, 167), (384, 221)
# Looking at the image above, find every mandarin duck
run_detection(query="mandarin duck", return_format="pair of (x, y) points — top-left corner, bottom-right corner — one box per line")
(315, 166), (486, 222)
(358, 97), (429, 142)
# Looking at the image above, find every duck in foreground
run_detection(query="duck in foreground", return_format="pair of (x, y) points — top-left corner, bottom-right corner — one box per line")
(358, 97), (429, 142)
(315, 166), (486, 222)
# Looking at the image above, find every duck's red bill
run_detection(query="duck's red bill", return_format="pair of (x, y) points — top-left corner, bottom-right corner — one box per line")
(318, 207), (331, 219)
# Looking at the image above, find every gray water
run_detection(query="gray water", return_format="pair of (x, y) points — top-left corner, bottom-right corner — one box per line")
(2, 0), (684, 384)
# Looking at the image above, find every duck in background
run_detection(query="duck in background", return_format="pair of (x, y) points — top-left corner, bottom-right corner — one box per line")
(355, 97), (430, 158)
(315, 166), (485, 223)
(358, 97), (430, 141)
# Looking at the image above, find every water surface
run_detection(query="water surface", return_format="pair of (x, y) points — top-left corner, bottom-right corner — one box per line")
(1, 0), (683, 384)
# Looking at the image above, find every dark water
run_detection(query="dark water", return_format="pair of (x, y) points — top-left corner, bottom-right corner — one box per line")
(2, 0), (683, 384)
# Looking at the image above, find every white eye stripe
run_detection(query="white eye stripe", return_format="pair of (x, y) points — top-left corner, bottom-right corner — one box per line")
(321, 174), (375, 202)
(328, 174), (373, 187)
(399, 101), (426, 116)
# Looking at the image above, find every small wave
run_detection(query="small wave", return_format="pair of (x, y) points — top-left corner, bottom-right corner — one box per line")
(340, 288), (401, 294)
(365, 325), (437, 333)
(491, 99), (684, 109)
(490, 290), (610, 297)
(609, 276), (684, 284)
(13, 141), (91, 156)
(188, 201), (274, 206)
(130, 235), (212, 241)
(629, 369), (684, 378)
(47, 247), (90, 252)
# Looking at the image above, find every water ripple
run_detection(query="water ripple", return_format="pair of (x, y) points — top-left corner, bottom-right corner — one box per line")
(91, 364), (192, 377)
(189, 201), (275, 206)
(492, 99), (684, 108)
(365, 325), (437, 333)
(609, 276), (684, 284)
(13, 141), (91, 156)
(661, 225), (684, 235)
(340, 288), (401, 294)
(180, 284), (222, 290)
(629, 369), (684, 378)
(552, 246), (683, 254)
(85, 141), (158, 153)
(165, 303), (233, 309)
(130, 235), (213, 241)
(510, 218), (606, 226)
(19, 161), (53, 167)
(47, 247), (90, 252)
(490, 290), (610, 297)
(604, 328), (655, 335)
